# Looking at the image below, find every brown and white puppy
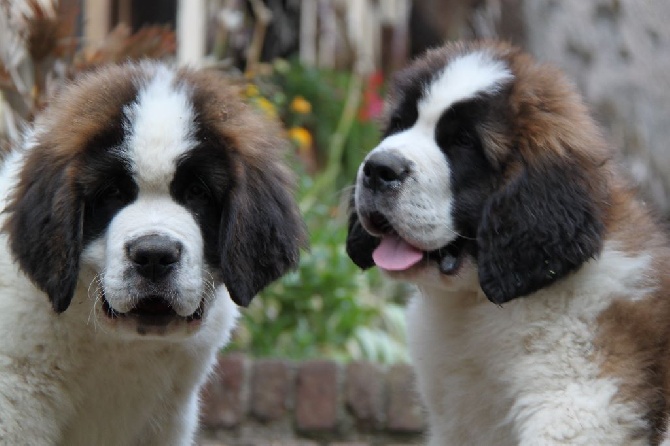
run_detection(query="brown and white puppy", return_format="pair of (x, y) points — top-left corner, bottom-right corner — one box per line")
(347, 41), (670, 445)
(0, 62), (306, 445)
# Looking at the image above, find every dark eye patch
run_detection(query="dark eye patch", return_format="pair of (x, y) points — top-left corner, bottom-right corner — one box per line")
(385, 103), (419, 137)
(76, 100), (142, 243)
(433, 94), (509, 241)
(171, 144), (233, 266)
(435, 96), (488, 151)
(171, 145), (231, 207)
(80, 153), (138, 243)
(382, 81), (427, 137)
(183, 179), (212, 209)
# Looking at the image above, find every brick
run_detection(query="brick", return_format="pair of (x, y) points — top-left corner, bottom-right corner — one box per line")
(200, 353), (248, 428)
(282, 443), (319, 446)
(386, 364), (425, 433)
(268, 442), (319, 446)
(243, 442), (319, 446)
(197, 439), (230, 446)
(295, 360), (339, 431)
(344, 361), (384, 429)
(329, 443), (369, 446)
(250, 358), (292, 421)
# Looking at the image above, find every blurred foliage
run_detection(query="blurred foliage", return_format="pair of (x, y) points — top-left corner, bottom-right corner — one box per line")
(275, 59), (381, 184)
(232, 60), (410, 363)
(232, 172), (410, 363)
(245, 59), (383, 186)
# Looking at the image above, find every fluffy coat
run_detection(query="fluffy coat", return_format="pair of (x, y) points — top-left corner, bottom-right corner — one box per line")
(0, 62), (306, 445)
(347, 41), (670, 445)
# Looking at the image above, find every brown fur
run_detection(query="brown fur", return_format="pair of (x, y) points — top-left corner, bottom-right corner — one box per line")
(495, 41), (670, 439)
(488, 41), (670, 442)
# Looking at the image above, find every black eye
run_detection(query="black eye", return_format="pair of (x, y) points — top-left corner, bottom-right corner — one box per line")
(184, 181), (211, 205)
(454, 130), (475, 147)
(386, 114), (407, 136)
(97, 184), (125, 205)
(388, 116), (401, 130)
(104, 185), (121, 198)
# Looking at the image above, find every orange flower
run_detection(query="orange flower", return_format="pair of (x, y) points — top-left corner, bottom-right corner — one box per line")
(290, 95), (312, 115)
(288, 126), (313, 151)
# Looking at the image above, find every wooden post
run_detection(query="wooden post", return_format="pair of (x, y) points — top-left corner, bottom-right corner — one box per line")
(177, 0), (206, 66)
(300, 0), (317, 67)
(84, 0), (111, 49)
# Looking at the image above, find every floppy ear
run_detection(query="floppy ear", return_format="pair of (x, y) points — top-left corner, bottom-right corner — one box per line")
(346, 190), (380, 269)
(219, 165), (307, 307)
(4, 152), (84, 313)
(476, 160), (604, 305)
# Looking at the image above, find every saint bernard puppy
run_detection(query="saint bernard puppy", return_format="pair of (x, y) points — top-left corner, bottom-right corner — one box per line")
(347, 41), (670, 445)
(0, 62), (306, 445)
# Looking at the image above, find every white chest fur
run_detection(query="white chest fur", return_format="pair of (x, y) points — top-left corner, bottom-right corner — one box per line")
(406, 245), (655, 445)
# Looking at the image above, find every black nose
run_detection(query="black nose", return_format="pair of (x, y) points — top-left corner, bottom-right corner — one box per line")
(126, 234), (182, 282)
(362, 151), (411, 192)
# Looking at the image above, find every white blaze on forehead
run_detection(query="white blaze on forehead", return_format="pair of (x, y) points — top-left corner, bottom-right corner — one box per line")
(417, 51), (513, 129)
(125, 66), (196, 190)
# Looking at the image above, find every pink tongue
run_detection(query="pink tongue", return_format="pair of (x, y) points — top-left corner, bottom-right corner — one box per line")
(372, 234), (424, 271)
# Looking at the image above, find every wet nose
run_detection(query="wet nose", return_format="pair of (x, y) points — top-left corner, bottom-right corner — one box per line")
(362, 151), (411, 192)
(126, 234), (182, 282)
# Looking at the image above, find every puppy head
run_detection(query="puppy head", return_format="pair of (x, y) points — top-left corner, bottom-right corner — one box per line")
(347, 41), (609, 304)
(4, 62), (306, 335)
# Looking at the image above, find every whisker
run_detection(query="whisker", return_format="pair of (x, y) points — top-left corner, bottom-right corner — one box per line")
(86, 274), (103, 326)
(86, 273), (113, 334)
(444, 226), (477, 241)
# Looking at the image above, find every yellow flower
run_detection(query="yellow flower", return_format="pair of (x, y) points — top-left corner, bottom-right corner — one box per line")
(245, 83), (260, 98)
(288, 126), (313, 151)
(254, 97), (277, 118)
(290, 95), (312, 115)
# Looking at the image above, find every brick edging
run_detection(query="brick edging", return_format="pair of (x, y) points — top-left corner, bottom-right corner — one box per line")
(199, 353), (425, 445)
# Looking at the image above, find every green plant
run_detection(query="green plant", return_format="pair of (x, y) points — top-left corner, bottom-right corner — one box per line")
(231, 60), (410, 364)
(231, 172), (409, 363)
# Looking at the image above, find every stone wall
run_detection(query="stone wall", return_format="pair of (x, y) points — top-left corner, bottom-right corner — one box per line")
(417, 0), (670, 216)
(198, 354), (425, 446)
(520, 0), (670, 216)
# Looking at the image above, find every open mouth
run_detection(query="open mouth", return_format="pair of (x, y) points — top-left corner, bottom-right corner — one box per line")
(102, 295), (204, 326)
(366, 211), (467, 275)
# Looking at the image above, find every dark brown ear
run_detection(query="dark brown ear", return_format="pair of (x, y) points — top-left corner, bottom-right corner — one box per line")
(476, 160), (604, 305)
(345, 190), (380, 269)
(4, 151), (83, 313)
(219, 164), (307, 307)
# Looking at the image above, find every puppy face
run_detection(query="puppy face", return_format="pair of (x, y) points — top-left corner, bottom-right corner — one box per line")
(347, 41), (609, 303)
(5, 62), (307, 337)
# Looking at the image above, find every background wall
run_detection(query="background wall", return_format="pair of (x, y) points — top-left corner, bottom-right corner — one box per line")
(521, 0), (670, 217)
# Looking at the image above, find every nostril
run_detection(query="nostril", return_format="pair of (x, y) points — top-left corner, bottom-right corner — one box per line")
(134, 253), (150, 266)
(363, 163), (372, 178)
(159, 252), (179, 266)
(362, 151), (411, 191)
(377, 164), (406, 183)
